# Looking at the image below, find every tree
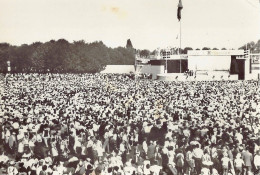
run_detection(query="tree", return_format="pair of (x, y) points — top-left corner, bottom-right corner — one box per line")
(212, 48), (218, 50)
(183, 47), (193, 54)
(202, 47), (210, 50)
(140, 49), (150, 58)
(30, 43), (52, 72)
(221, 48), (227, 50)
(239, 41), (257, 51)
(151, 50), (157, 55)
(0, 39), (137, 73)
(196, 48), (200, 50)
(0, 43), (11, 72)
(10, 44), (35, 73)
(126, 39), (133, 49)
(254, 39), (260, 52)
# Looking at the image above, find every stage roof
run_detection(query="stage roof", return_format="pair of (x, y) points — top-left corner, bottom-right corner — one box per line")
(188, 50), (244, 56)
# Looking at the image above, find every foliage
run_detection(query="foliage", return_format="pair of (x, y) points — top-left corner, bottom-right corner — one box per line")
(0, 39), (135, 73)
(139, 49), (150, 58)
(239, 39), (260, 53)
(202, 47), (210, 50)
(183, 47), (193, 54)
(126, 39), (133, 49)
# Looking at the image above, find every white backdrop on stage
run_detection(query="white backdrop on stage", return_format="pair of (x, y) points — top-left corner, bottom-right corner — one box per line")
(188, 56), (231, 71)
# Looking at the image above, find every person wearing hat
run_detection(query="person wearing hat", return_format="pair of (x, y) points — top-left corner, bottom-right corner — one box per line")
(85, 164), (94, 175)
(7, 160), (18, 175)
(39, 165), (48, 175)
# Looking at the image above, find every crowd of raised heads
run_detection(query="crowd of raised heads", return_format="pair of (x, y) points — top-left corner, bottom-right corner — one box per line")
(0, 73), (259, 175)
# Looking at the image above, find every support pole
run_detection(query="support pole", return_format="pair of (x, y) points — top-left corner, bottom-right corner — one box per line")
(166, 50), (168, 73)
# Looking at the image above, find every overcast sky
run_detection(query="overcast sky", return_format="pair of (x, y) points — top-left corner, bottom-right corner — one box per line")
(0, 0), (259, 50)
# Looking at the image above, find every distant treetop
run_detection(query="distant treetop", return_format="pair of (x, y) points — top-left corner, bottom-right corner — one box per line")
(126, 39), (133, 49)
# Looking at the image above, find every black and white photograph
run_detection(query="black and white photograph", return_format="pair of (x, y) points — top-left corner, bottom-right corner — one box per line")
(0, 0), (260, 175)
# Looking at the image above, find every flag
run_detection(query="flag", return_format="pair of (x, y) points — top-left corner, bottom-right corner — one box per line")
(177, 0), (183, 21)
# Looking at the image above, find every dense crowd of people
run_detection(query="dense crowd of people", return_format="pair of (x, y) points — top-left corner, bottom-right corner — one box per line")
(0, 73), (259, 175)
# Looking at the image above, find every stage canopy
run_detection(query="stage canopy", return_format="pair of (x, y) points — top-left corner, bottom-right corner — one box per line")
(188, 55), (231, 71)
(187, 50), (244, 71)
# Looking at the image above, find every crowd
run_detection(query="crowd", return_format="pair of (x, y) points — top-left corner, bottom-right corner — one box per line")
(0, 73), (259, 175)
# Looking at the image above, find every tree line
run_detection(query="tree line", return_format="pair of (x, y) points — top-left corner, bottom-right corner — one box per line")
(0, 39), (135, 73)
(0, 39), (259, 73)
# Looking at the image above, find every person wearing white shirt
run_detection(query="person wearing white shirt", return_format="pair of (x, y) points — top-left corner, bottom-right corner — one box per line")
(96, 139), (104, 161)
(12, 122), (19, 131)
(165, 130), (172, 140)
(201, 167), (210, 175)
(150, 161), (162, 175)
(143, 140), (148, 155)
(234, 153), (244, 175)
(17, 131), (24, 141)
(119, 141), (126, 154)
(18, 138), (25, 157)
(123, 162), (136, 175)
(221, 153), (230, 175)
(235, 131), (243, 144)
(5, 128), (11, 144)
(0, 152), (9, 169)
(56, 162), (66, 175)
(143, 160), (151, 175)
(73, 135), (82, 153)
(254, 150), (260, 172)
(36, 160), (45, 175)
(7, 161), (18, 175)
(193, 144), (203, 175)
(51, 166), (60, 175)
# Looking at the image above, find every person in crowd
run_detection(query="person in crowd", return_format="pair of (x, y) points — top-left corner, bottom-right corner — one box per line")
(175, 149), (184, 175)
(39, 165), (48, 175)
(0, 73), (259, 175)
(75, 161), (86, 175)
(242, 146), (253, 175)
(7, 161), (18, 175)
(254, 150), (260, 174)
(234, 153), (244, 175)
(221, 152), (231, 175)
(193, 144), (203, 174)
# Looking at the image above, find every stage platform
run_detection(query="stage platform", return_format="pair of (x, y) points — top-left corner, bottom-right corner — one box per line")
(157, 73), (238, 81)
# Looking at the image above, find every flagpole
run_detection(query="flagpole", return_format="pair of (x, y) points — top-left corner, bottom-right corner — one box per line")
(177, 0), (183, 73)
(134, 52), (137, 83)
(179, 20), (182, 73)
(180, 20), (182, 54)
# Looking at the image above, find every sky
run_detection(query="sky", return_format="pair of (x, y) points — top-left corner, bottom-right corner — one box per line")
(0, 0), (259, 51)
